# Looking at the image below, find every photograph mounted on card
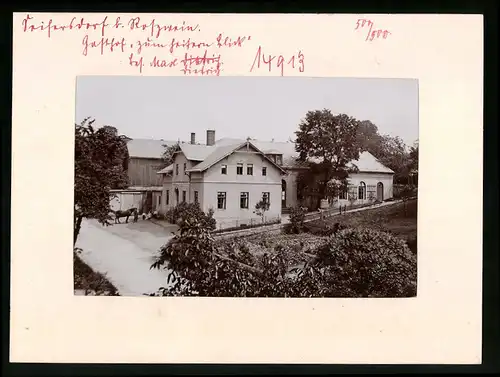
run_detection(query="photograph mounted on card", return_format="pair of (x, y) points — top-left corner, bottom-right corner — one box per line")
(11, 12), (483, 365)
(73, 76), (419, 298)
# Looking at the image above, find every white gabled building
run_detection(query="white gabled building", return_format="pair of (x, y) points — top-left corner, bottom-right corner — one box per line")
(157, 130), (395, 229)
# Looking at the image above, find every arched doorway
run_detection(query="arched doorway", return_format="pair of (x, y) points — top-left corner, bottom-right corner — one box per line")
(282, 179), (287, 208)
(377, 182), (384, 201)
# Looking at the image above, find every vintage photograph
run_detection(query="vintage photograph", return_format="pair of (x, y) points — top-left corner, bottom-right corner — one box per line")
(74, 76), (419, 298)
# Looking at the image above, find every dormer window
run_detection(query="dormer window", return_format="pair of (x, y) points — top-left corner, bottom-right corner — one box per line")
(276, 155), (283, 165)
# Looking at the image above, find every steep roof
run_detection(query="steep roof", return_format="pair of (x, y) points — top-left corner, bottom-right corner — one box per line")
(187, 141), (287, 174)
(178, 143), (216, 161)
(214, 137), (393, 174)
(126, 138), (177, 159)
(151, 137), (394, 175)
(157, 163), (174, 174)
(348, 151), (394, 174)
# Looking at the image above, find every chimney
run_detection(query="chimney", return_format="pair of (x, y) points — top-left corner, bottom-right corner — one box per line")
(206, 129), (215, 146)
(190, 132), (196, 144)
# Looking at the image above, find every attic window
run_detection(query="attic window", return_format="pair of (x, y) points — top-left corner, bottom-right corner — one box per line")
(221, 164), (227, 175)
(247, 164), (253, 175)
(262, 167), (267, 176)
(236, 163), (243, 175)
(276, 155), (283, 165)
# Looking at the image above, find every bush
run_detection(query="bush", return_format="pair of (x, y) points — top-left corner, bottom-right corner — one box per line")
(165, 202), (216, 231)
(287, 206), (307, 234)
(314, 228), (417, 297)
(149, 215), (416, 298)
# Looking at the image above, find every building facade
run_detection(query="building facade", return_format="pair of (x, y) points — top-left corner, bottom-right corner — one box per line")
(157, 130), (395, 229)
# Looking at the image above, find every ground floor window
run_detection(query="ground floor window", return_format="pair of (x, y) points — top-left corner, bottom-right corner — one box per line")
(194, 191), (199, 203)
(240, 192), (249, 209)
(217, 192), (226, 209)
(182, 190), (186, 203)
(158, 194), (162, 207)
(166, 190), (169, 205)
(262, 192), (270, 204)
(339, 189), (348, 200)
(358, 182), (366, 200)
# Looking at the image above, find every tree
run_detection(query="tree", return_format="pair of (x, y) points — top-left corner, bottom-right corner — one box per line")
(253, 199), (270, 223)
(74, 117), (129, 245)
(380, 135), (409, 182)
(295, 110), (361, 202)
(399, 184), (417, 215)
(161, 143), (179, 166)
(356, 120), (383, 154)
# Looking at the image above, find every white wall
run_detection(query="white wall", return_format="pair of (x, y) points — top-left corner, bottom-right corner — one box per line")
(334, 172), (394, 206)
(203, 148), (283, 184)
(203, 182), (282, 229)
(109, 192), (144, 212)
(201, 148), (284, 228)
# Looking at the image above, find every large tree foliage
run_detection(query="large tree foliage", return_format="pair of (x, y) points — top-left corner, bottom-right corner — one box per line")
(74, 118), (129, 244)
(355, 120), (418, 184)
(161, 143), (179, 166)
(295, 110), (361, 200)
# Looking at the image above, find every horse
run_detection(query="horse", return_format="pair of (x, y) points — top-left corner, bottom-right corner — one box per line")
(113, 207), (138, 224)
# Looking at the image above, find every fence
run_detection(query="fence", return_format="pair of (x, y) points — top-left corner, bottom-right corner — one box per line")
(213, 216), (282, 234)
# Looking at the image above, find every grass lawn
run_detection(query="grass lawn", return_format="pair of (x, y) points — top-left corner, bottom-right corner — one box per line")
(306, 199), (418, 252)
(74, 250), (120, 296)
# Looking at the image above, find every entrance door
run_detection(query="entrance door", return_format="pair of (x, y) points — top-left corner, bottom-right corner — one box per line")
(281, 179), (287, 208)
(377, 182), (384, 201)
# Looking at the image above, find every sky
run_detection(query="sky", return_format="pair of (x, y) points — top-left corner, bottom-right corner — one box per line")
(75, 76), (419, 146)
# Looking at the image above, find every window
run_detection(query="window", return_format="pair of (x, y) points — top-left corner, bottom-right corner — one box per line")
(175, 164), (179, 175)
(158, 194), (162, 207)
(358, 182), (366, 200)
(194, 191), (199, 203)
(166, 190), (170, 205)
(276, 155), (283, 165)
(262, 192), (270, 205)
(221, 164), (227, 175)
(183, 162), (187, 174)
(182, 190), (186, 203)
(262, 167), (267, 176)
(247, 163), (253, 175)
(339, 189), (348, 200)
(236, 163), (243, 175)
(217, 192), (226, 209)
(240, 192), (249, 209)
(175, 189), (179, 204)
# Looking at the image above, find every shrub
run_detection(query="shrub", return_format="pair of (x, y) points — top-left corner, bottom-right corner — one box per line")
(149, 216), (416, 298)
(288, 206), (307, 233)
(313, 228), (417, 297)
(165, 202), (216, 231)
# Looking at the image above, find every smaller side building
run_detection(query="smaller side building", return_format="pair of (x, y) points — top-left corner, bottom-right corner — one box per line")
(110, 137), (176, 214)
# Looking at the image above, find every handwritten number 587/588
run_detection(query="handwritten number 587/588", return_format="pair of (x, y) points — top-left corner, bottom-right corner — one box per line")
(355, 19), (391, 41)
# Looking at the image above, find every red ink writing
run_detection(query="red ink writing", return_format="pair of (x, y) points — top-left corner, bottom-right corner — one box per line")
(250, 46), (304, 76)
(216, 34), (251, 48)
(181, 50), (222, 76)
(128, 53), (144, 73)
(150, 56), (178, 68)
(355, 19), (391, 41)
(82, 35), (126, 56)
(22, 14), (109, 38)
(128, 17), (199, 39)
